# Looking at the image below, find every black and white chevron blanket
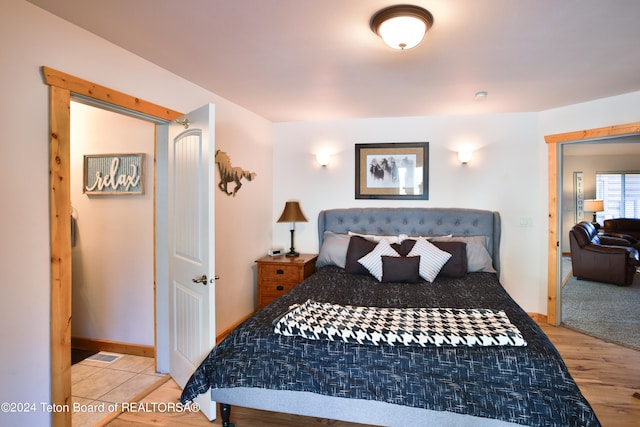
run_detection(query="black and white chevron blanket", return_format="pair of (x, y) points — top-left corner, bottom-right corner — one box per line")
(274, 299), (526, 347)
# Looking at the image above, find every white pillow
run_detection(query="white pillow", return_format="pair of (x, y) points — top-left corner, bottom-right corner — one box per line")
(407, 237), (452, 282)
(348, 231), (399, 244)
(357, 239), (400, 281)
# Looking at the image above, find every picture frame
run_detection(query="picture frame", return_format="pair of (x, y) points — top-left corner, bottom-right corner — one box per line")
(355, 142), (429, 200)
(83, 153), (145, 195)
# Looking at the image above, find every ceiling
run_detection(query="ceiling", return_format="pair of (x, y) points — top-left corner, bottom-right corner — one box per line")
(27, 0), (640, 122)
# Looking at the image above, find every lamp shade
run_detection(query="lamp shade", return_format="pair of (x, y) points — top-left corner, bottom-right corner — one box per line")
(277, 201), (308, 223)
(583, 199), (604, 212)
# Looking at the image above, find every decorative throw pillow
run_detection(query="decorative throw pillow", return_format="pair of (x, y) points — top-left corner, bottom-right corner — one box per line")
(431, 241), (468, 278)
(345, 236), (378, 275)
(316, 231), (350, 268)
(430, 235), (495, 272)
(381, 256), (421, 283)
(407, 237), (452, 282)
(357, 239), (400, 281)
(395, 238), (417, 256)
(348, 231), (400, 244)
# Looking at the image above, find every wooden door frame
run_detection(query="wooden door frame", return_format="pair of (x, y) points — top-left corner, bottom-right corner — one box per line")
(545, 121), (640, 325)
(43, 66), (182, 427)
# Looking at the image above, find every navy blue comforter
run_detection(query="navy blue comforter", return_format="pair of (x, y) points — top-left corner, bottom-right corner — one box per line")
(181, 267), (600, 426)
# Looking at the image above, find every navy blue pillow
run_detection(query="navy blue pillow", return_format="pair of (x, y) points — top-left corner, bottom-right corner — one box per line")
(381, 255), (421, 283)
(432, 241), (467, 278)
(345, 236), (378, 275)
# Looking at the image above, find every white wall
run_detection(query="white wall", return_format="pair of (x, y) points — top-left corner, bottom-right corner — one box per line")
(272, 113), (550, 314)
(272, 91), (640, 317)
(70, 102), (155, 345)
(539, 91), (640, 137)
(0, 1), (272, 425)
(214, 108), (273, 331)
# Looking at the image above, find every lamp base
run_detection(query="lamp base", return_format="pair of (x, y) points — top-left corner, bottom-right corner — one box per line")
(286, 229), (299, 257)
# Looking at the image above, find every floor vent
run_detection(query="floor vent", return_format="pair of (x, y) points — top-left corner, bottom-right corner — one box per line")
(86, 352), (121, 363)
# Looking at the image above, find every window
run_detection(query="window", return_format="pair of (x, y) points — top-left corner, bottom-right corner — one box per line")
(595, 172), (640, 220)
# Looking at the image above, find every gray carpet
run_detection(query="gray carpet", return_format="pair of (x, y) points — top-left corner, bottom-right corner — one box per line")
(562, 272), (640, 350)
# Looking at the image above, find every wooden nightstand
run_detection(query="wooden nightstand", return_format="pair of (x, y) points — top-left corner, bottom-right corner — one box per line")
(256, 253), (317, 308)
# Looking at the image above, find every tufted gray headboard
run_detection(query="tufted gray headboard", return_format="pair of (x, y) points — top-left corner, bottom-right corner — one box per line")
(318, 207), (501, 274)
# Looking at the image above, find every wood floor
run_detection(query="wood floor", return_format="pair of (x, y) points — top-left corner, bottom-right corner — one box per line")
(104, 324), (639, 427)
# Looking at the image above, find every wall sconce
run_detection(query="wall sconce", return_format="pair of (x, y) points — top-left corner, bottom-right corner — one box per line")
(315, 152), (331, 167)
(457, 149), (473, 165)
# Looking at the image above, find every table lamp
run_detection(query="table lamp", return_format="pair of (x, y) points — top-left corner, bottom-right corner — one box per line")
(277, 201), (308, 257)
(583, 199), (604, 229)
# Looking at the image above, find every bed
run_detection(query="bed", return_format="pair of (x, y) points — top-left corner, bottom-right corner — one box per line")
(181, 207), (600, 427)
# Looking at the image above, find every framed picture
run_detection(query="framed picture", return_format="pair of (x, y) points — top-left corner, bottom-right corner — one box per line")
(355, 142), (429, 200)
(83, 153), (145, 195)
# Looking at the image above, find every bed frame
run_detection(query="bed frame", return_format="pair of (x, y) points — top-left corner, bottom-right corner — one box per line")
(318, 207), (501, 273)
(215, 207), (510, 427)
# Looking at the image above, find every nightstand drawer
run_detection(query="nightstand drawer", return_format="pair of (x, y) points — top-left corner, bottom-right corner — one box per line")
(259, 281), (297, 300)
(259, 264), (300, 282)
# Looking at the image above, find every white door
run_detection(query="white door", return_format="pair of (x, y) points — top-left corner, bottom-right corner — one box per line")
(168, 104), (216, 420)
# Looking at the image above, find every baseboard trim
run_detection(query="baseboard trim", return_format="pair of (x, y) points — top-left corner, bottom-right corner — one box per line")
(71, 337), (154, 358)
(528, 312), (548, 324)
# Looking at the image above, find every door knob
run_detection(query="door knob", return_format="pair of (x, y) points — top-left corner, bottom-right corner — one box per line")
(192, 275), (208, 285)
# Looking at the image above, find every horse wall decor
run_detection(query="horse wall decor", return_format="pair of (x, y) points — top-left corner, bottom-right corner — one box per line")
(215, 150), (257, 196)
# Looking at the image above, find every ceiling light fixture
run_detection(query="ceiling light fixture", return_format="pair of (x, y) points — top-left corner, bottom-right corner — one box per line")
(370, 5), (434, 50)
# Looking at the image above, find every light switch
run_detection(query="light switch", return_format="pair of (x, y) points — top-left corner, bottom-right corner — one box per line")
(519, 217), (533, 227)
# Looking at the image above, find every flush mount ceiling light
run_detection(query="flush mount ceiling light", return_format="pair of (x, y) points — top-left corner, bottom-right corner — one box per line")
(370, 4), (434, 50)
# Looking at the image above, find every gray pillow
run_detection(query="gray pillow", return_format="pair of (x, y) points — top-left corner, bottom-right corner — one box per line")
(316, 231), (350, 268)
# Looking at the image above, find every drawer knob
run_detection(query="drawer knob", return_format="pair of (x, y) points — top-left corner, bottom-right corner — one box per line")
(276, 269), (284, 274)
(276, 285), (284, 291)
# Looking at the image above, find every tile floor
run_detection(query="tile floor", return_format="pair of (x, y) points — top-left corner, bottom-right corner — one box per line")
(71, 352), (167, 427)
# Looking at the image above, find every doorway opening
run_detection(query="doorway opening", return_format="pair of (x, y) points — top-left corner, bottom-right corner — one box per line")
(69, 101), (155, 356)
(69, 100), (160, 423)
(545, 121), (640, 325)
(44, 66), (183, 427)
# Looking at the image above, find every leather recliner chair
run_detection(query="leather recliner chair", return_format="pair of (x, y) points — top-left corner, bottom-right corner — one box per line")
(603, 218), (640, 249)
(569, 221), (639, 286)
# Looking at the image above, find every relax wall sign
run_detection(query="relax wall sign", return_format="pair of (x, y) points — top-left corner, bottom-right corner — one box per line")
(83, 153), (145, 195)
